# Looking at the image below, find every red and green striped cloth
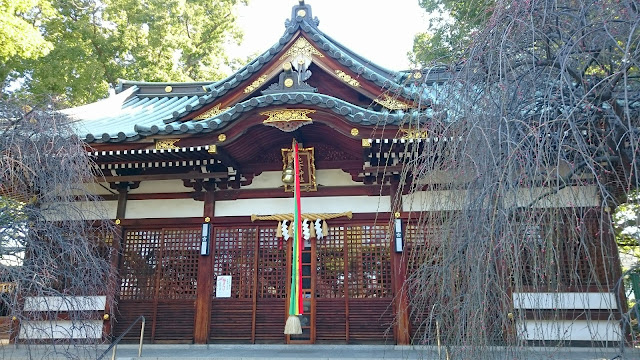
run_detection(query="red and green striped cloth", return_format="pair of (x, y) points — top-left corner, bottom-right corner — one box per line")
(289, 141), (304, 317)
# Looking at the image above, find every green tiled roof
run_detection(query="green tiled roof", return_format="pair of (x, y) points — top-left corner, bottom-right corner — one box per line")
(67, 1), (440, 144)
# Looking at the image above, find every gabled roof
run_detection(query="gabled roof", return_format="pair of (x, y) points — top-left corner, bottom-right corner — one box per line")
(67, 1), (439, 145)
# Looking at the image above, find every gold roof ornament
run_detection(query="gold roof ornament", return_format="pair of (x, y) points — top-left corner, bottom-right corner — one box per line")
(244, 75), (268, 94)
(399, 128), (428, 140)
(374, 95), (410, 110)
(155, 139), (180, 150)
(260, 108), (315, 132)
(193, 104), (229, 120)
(279, 37), (323, 61)
(335, 70), (360, 87)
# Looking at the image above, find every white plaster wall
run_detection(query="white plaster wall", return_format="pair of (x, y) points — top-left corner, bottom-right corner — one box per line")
(402, 190), (466, 212)
(244, 169), (362, 189)
(42, 201), (117, 221)
(512, 292), (617, 310)
(403, 186), (599, 212)
(215, 195), (391, 217)
(126, 199), (203, 219)
(18, 320), (103, 340)
(516, 320), (620, 342)
(23, 296), (106, 312)
(128, 180), (191, 194)
(513, 186), (599, 208)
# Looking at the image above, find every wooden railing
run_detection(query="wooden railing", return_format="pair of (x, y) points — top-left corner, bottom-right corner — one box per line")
(96, 315), (145, 360)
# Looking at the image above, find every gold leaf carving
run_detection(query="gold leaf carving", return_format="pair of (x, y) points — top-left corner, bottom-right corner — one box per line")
(193, 104), (229, 120)
(279, 37), (323, 61)
(260, 109), (315, 132)
(155, 139), (180, 150)
(244, 75), (268, 94)
(399, 128), (428, 140)
(335, 70), (360, 87)
(374, 95), (410, 110)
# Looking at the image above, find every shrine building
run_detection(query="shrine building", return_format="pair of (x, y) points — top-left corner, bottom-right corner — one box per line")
(35, 0), (623, 346)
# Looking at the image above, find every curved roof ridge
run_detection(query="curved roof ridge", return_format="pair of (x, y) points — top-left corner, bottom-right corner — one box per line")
(134, 91), (432, 139)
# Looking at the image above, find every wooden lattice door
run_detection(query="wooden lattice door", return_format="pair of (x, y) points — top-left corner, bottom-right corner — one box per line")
(116, 227), (200, 342)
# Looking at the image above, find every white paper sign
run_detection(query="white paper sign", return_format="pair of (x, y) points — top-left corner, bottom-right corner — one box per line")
(216, 275), (232, 298)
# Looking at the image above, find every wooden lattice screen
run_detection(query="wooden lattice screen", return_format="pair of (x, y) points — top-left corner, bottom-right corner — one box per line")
(116, 227), (200, 342)
(316, 224), (393, 342)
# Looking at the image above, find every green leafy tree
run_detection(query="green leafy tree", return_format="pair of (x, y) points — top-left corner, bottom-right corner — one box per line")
(4, 0), (247, 106)
(0, 0), (56, 90)
(411, 0), (494, 64)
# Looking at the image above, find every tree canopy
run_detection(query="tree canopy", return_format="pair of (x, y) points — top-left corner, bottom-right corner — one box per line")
(1, 0), (247, 106)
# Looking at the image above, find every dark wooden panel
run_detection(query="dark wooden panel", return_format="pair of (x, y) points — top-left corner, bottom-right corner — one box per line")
(210, 299), (253, 342)
(348, 298), (394, 342)
(254, 299), (285, 342)
(316, 299), (346, 341)
(114, 300), (154, 342)
(154, 300), (195, 341)
(0, 316), (11, 340)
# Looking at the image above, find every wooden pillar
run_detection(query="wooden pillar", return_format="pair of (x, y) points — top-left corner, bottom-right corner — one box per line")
(104, 183), (129, 341)
(194, 190), (215, 343)
(390, 178), (410, 345)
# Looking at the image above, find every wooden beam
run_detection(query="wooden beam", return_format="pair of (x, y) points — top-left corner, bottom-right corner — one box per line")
(194, 191), (215, 344)
(97, 172), (228, 183)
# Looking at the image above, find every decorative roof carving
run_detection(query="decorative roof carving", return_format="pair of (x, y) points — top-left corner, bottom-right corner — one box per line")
(244, 75), (268, 94)
(279, 37), (323, 61)
(155, 139), (180, 150)
(374, 95), (410, 110)
(260, 108), (315, 132)
(335, 70), (360, 87)
(193, 104), (228, 120)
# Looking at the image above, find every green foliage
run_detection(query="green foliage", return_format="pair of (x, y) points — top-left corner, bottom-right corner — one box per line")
(614, 191), (640, 265)
(3, 0), (247, 106)
(411, 0), (494, 64)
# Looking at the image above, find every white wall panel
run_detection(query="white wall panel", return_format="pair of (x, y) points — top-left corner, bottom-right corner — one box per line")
(126, 199), (203, 219)
(215, 195), (391, 217)
(512, 292), (617, 310)
(244, 169), (361, 189)
(42, 201), (117, 221)
(516, 320), (620, 341)
(129, 179), (191, 194)
(23, 296), (106, 312)
(18, 320), (103, 340)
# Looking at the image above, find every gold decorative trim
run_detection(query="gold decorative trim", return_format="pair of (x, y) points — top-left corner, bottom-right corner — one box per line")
(164, 86), (173, 93)
(374, 95), (410, 110)
(350, 128), (359, 136)
(296, 9), (306, 17)
(261, 109), (315, 132)
(217, 134), (227, 142)
(362, 139), (372, 147)
(279, 37), (323, 61)
(284, 78), (294, 87)
(399, 128), (428, 140)
(251, 211), (352, 222)
(193, 104), (229, 120)
(208, 145), (217, 154)
(335, 70), (360, 87)
(155, 139), (180, 150)
(244, 75), (268, 94)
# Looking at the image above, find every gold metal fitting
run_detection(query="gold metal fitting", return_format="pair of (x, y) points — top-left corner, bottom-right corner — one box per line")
(12, 316), (17, 322)
(208, 145), (217, 154)
(297, 9), (306, 17)
(507, 312), (514, 320)
(362, 139), (372, 148)
(218, 134), (226, 142)
(205, 217), (211, 223)
(115, 219), (121, 225)
(284, 78), (294, 88)
(283, 62), (292, 72)
(164, 86), (173, 93)
(103, 314), (110, 320)
(350, 128), (359, 136)
(394, 212), (401, 218)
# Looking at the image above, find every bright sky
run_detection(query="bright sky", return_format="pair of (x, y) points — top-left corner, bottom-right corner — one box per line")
(227, 0), (430, 71)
